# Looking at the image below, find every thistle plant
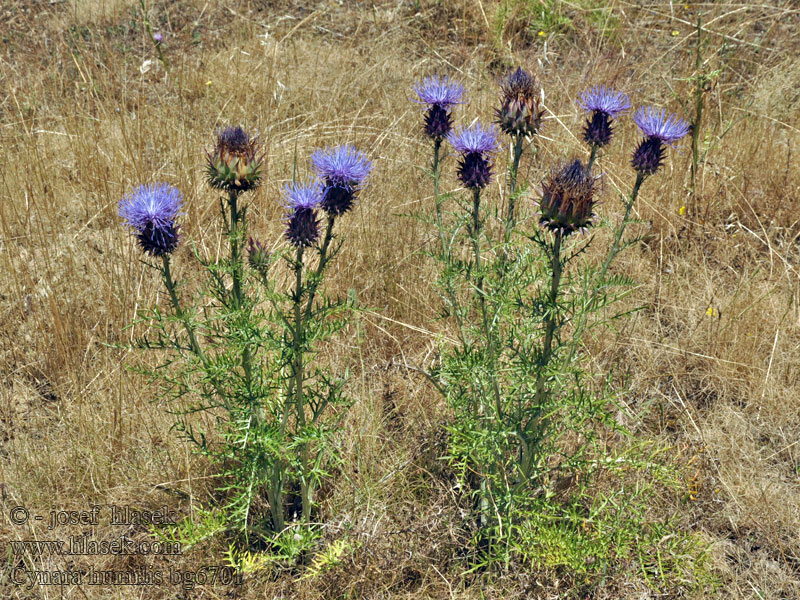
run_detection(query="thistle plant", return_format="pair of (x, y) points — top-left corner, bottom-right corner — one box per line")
(420, 76), (693, 567)
(119, 127), (371, 545)
(578, 85), (630, 170)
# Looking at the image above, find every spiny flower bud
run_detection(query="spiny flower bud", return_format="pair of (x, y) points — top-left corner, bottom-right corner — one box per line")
(137, 222), (180, 256)
(310, 145), (372, 217)
(424, 104), (453, 141)
(247, 237), (271, 274)
(539, 159), (597, 236)
(206, 126), (263, 193)
(496, 67), (545, 138)
(578, 85), (630, 149)
(631, 107), (690, 176)
(282, 180), (323, 248)
(119, 183), (183, 256)
(447, 123), (500, 190)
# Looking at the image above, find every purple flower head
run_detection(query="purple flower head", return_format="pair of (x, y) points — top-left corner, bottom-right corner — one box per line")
(119, 183), (182, 256)
(578, 86), (630, 118)
(447, 123), (500, 189)
(218, 125), (252, 153)
(413, 76), (465, 141)
(633, 106), (690, 142)
(413, 76), (465, 109)
(282, 180), (323, 248)
(503, 67), (537, 97)
(153, 33), (163, 43)
(447, 123), (500, 155)
(311, 145), (372, 216)
(578, 86), (630, 148)
(631, 106), (690, 175)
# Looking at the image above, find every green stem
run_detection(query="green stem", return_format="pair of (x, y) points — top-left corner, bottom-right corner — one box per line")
(541, 230), (563, 368)
(505, 133), (526, 236)
(520, 230), (564, 480)
(162, 255), (203, 359)
(433, 138), (443, 238)
(432, 139), (468, 348)
(138, 0), (169, 72)
(598, 172), (644, 283)
(289, 245), (312, 522)
(471, 186), (502, 412)
(292, 218), (336, 524)
(227, 192), (255, 403)
(161, 255), (228, 404)
(566, 171), (646, 368)
(469, 186), (502, 531)
(228, 192), (244, 309)
(226, 191), (263, 532)
(303, 216), (336, 323)
(587, 144), (598, 172)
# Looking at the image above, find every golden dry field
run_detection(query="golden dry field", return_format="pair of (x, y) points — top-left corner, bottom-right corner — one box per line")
(1, 0), (799, 598)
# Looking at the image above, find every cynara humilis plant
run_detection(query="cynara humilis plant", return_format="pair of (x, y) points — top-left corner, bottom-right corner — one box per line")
(119, 125), (371, 545)
(415, 73), (692, 562)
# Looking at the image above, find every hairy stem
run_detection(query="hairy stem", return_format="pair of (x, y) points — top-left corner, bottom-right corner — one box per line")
(289, 244), (313, 522)
(541, 230), (563, 368)
(227, 192), (256, 410)
(566, 171), (646, 368)
(521, 230), (564, 479)
(587, 144), (598, 172)
(161, 255), (204, 360)
(505, 133), (526, 235)
(304, 216), (336, 323)
(469, 186), (502, 532)
(432, 139), (468, 348)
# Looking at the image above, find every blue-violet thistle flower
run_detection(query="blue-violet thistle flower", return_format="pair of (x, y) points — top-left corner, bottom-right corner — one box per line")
(539, 159), (597, 236)
(206, 126), (262, 193)
(578, 85), (630, 148)
(496, 67), (545, 137)
(631, 106), (690, 175)
(153, 32), (163, 43)
(447, 123), (500, 189)
(119, 183), (182, 256)
(311, 145), (372, 216)
(282, 180), (324, 248)
(413, 75), (465, 141)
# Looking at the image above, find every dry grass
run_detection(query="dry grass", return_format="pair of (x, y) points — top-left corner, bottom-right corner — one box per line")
(1, 0), (799, 597)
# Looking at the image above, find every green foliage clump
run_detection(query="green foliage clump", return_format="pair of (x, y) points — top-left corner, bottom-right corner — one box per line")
(492, 0), (620, 47)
